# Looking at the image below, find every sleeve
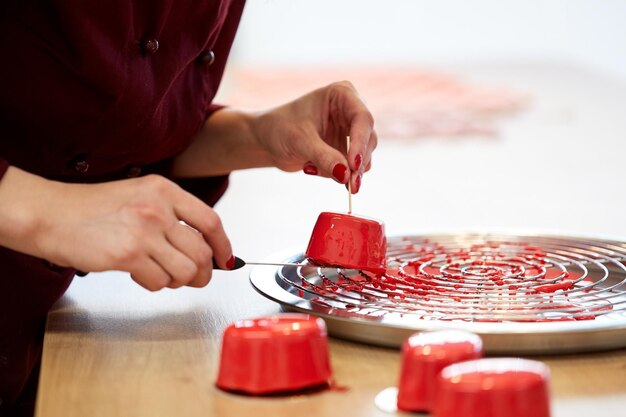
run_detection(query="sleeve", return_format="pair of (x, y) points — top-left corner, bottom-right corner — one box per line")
(145, 1), (246, 207)
(144, 103), (230, 207)
(0, 158), (9, 180)
(144, 162), (230, 209)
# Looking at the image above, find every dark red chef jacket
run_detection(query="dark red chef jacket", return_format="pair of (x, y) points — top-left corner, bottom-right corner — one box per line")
(0, 1), (245, 414)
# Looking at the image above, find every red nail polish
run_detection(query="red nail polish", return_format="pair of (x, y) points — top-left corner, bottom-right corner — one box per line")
(354, 154), (362, 171)
(354, 174), (362, 194)
(332, 163), (348, 183)
(303, 163), (318, 175)
(226, 256), (235, 270)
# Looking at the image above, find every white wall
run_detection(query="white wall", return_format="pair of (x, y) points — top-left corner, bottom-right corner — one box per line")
(215, 0), (626, 251)
(230, 0), (626, 80)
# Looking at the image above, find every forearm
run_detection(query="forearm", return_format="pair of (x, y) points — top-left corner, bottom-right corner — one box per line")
(171, 81), (376, 192)
(171, 108), (275, 178)
(0, 166), (61, 258)
(0, 165), (234, 287)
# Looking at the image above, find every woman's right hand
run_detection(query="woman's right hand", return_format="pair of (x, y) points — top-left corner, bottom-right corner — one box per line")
(0, 167), (233, 290)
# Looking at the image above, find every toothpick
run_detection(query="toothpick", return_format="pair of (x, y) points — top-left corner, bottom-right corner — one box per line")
(346, 135), (352, 214)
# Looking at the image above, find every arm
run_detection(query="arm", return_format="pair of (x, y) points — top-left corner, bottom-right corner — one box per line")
(172, 81), (377, 194)
(0, 165), (233, 290)
(171, 108), (273, 176)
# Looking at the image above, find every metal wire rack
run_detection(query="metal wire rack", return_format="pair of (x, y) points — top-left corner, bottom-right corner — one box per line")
(250, 234), (626, 354)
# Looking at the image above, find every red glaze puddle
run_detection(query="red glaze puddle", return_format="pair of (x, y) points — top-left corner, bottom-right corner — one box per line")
(328, 380), (350, 393)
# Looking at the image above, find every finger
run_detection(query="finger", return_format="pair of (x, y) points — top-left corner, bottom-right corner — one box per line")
(171, 191), (234, 270)
(165, 223), (213, 288)
(302, 161), (319, 176)
(361, 128), (378, 175)
(298, 126), (350, 184)
(329, 81), (375, 174)
(129, 257), (172, 292)
(347, 171), (363, 194)
(150, 231), (199, 286)
(348, 127), (377, 194)
(347, 110), (374, 174)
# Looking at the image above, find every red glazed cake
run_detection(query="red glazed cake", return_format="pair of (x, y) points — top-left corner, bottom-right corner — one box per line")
(305, 212), (387, 272)
(216, 314), (332, 394)
(435, 358), (551, 417)
(397, 330), (483, 412)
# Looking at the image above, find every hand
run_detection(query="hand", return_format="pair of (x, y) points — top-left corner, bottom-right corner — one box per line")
(253, 81), (377, 193)
(0, 168), (233, 291)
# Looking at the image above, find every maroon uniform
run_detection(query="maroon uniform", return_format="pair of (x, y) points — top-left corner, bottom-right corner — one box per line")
(0, 1), (245, 414)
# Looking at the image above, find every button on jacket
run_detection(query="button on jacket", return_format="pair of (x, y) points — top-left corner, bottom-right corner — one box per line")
(0, 0), (246, 412)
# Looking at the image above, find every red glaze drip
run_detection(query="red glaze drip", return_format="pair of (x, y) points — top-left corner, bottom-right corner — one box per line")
(328, 380), (350, 392)
(305, 239), (611, 322)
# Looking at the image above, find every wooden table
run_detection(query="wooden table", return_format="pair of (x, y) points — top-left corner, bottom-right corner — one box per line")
(36, 62), (626, 416)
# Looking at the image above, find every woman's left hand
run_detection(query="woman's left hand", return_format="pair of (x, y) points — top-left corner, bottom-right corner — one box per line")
(253, 81), (377, 194)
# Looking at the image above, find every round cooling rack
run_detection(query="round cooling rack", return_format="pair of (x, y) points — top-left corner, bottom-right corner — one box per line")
(249, 234), (626, 354)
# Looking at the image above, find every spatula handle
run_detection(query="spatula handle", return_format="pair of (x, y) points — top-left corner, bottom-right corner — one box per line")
(213, 256), (246, 271)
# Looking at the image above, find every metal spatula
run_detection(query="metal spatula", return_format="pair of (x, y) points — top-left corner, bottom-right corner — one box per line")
(214, 256), (306, 271)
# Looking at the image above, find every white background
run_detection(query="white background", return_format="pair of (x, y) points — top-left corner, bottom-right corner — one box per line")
(215, 0), (626, 261)
(231, 0), (626, 81)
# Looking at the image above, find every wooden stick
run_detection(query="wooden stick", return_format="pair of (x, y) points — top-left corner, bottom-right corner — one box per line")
(346, 135), (352, 214)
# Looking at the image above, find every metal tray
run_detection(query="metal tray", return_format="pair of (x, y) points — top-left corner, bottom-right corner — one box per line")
(249, 234), (626, 354)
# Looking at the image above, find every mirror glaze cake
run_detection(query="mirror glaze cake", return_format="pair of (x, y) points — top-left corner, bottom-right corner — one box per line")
(305, 212), (387, 272)
(216, 314), (332, 394)
(435, 358), (551, 417)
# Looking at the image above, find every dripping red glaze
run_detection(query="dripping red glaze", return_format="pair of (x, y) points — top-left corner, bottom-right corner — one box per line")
(304, 239), (609, 322)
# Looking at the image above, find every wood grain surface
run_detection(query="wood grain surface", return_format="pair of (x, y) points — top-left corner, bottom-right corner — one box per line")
(36, 62), (626, 417)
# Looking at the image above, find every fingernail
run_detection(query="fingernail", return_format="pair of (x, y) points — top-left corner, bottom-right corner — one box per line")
(354, 154), (363, 171)
(332, 163), (348, 183)
(226, 256), (235, 270)
(303, 163), (318, 175)
(354, 174), (362, 194)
